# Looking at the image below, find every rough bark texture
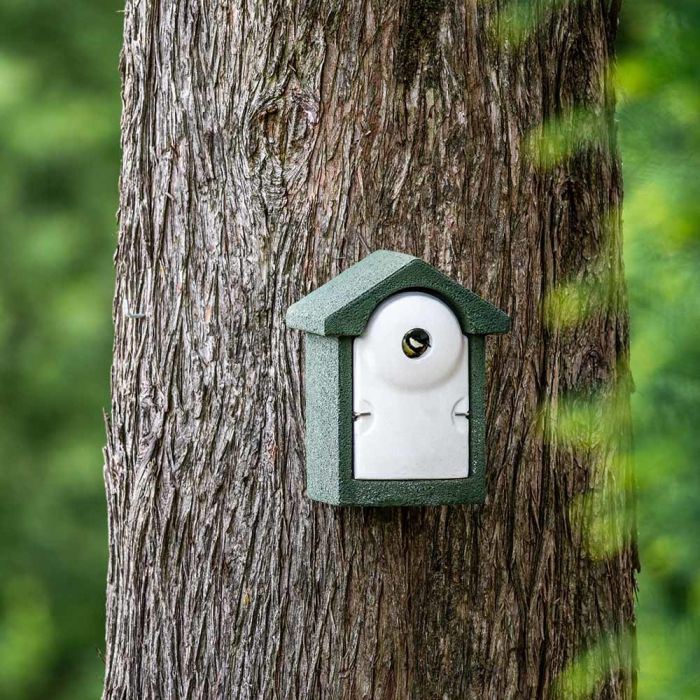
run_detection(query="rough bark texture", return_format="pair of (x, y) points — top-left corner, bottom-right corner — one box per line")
(105, 0), (637, 698)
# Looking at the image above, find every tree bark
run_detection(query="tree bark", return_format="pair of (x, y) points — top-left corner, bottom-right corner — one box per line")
(105, 1), (637, 698)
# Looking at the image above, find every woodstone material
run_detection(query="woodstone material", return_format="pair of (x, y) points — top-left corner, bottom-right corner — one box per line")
(288, 250), (508, 506)
(105, 0), (637, 698)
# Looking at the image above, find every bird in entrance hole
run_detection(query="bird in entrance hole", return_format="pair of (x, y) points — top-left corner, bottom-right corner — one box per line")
(401, 328), (431, 358)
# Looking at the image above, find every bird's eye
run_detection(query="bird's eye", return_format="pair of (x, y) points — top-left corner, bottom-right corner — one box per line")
(402, 328), (431, 358)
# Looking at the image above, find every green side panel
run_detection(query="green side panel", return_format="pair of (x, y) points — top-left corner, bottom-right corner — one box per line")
(286, 250), (510, 338)
(304, 334), (344, 504)
(467, 335), (487, 487)
(336, 337), (355, 503)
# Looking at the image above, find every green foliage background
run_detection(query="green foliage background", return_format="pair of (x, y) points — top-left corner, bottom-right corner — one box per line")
(620, 1), (700, 695)
(0, 1), (697, 697)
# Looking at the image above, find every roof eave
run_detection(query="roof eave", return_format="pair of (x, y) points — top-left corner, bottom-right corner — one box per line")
(286, 253), (511, 338)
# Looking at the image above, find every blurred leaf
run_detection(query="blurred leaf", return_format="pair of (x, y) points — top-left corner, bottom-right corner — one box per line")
(525, 107), (608, 170)
(554, 630), (635, 699)
(495, 0), (577, 47)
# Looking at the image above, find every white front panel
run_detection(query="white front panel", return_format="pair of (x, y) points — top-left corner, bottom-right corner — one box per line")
(353, 291), (469, 480)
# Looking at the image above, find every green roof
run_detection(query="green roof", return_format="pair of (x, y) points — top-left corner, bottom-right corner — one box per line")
(286, 250), (510, 337)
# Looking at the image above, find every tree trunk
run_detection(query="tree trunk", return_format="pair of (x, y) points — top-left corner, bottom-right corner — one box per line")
(104, 1), (637, 698)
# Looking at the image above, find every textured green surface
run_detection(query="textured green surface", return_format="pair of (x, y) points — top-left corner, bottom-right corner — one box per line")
(294, 252), (505, 507)
(287, 250), (510, 337)
(304, 334), (344, 504)
(287, 251), (414, 335)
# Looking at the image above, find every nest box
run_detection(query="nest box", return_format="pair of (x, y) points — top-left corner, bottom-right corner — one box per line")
(286, 250), (510, 506)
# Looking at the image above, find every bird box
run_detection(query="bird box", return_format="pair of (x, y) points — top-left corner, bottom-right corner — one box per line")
(286, 250), (510, 506)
